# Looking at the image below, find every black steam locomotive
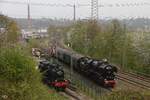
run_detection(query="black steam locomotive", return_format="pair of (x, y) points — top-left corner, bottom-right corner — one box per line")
(38, 60), (69, 90)
(55, 47), (117, 88)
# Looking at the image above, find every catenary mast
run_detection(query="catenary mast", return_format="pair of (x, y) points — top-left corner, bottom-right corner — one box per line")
(91, 0), (99, 20)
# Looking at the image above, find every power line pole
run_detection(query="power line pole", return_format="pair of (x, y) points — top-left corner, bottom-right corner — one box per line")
(91, 0), (98, 20)
(122, 24), (127, 68)
(73, 4), (76, 21)
(27, 3), (32, 31)
(0, 11), (2, 15)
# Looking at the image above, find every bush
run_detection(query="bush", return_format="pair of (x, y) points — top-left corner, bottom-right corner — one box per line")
(0, 47), (66, 100)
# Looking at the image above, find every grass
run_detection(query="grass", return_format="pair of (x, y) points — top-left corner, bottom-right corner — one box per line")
(102, 89), (150, 100)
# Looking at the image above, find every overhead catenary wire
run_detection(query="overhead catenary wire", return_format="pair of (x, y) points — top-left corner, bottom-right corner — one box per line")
(1, 0), (150, 19)
(0, 0), (73, 7)
(1, 0), (150, 7)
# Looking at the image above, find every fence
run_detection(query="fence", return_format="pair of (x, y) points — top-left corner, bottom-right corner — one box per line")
(64, 67), (109, 100)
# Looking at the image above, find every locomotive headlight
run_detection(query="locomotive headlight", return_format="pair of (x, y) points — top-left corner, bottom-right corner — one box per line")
(104, 79), (109, 84)
(106, 66), (112, 70)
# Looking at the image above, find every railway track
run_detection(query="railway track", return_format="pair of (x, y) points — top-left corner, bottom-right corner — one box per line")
(117, 71), (150, 90)
(120, 71), (150, 83)
(59, 88), (89, 100)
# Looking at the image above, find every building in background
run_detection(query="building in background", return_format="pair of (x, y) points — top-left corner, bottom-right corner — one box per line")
(21, 29), (48, 39)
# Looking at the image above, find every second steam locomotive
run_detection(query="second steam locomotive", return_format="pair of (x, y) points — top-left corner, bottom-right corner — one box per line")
(55, 47), (118, 88)
(38, 60), (69, 90)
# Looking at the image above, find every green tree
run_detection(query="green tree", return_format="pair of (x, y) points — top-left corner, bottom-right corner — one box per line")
(68, 20), (101, 55)
(63, 19), (149, 74)
(0, 15), (20, 47)
(106, 20), (124, 62)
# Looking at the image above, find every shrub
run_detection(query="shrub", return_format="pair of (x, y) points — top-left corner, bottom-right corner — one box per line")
(0, 47), (66, 100)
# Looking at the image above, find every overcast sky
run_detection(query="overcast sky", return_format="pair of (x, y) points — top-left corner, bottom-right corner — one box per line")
(0, 0), (150, 19)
